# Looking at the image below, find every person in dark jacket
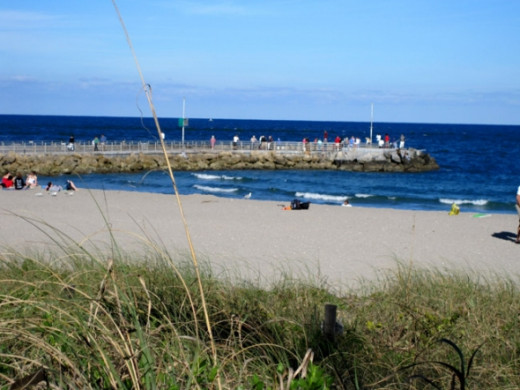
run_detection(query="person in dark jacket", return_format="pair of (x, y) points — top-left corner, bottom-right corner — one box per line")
(13, 173), (25, 190)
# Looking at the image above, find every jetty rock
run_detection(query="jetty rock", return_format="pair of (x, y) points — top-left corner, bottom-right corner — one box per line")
(0, 148), (438, 176)
(332, 148), (438, 172)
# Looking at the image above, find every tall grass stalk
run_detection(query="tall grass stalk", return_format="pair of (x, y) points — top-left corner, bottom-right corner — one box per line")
(110, 1), (220, 386)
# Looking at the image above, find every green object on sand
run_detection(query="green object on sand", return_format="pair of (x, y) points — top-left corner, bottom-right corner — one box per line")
(473, 213), (491, 218)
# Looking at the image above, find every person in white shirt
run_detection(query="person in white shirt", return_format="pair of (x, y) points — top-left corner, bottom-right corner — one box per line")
(516, 185), (520, 243)
(342, 199), (352, 207)
(25, 171), (38, 189)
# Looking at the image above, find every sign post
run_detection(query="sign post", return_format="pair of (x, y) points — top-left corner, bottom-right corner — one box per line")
(181, 97), (186, 149)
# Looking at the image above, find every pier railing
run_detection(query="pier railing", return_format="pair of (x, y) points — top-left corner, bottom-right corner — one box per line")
(0, 140), (396, 158)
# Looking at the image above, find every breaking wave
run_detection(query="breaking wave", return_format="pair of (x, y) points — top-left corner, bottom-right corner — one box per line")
(193, 185), (239, 193)
(193, 173), (241, 181)
(295, 192), (347, 203)
(439, 198), (488, 206)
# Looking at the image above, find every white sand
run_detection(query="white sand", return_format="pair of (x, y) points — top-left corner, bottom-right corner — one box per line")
(1, 188), (519, 289)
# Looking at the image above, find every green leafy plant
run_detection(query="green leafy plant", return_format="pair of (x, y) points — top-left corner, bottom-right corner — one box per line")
(289, 362), (333, 389)
(406, 338), (484, 389)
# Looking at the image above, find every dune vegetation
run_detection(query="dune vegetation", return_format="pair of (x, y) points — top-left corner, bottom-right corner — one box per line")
(1, 233), (520, 389)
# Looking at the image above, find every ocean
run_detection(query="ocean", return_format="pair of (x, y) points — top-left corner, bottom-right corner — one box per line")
(1, 114), (519, 214)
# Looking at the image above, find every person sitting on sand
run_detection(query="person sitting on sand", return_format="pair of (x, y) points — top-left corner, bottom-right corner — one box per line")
(1, 172), (14, 189)
(13, 173), (25, 190)
(342, 199), (352, 207)
(46, 182), (62, 193)
(449, 203), (460, 216)
(66, 180), (78, 191)
(25, 171), (38, 189)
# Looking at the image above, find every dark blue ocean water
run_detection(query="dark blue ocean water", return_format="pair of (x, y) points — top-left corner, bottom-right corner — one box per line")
(1, 115), (519, 214)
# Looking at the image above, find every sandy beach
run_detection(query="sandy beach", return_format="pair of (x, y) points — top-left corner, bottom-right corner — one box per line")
(1, 188), (519, 289)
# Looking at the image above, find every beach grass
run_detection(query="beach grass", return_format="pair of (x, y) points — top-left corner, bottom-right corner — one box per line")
(1, 242), (520, 389)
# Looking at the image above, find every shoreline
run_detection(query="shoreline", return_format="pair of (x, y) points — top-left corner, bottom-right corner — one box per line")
(10, 170), (516, 215)
(1, 188), (519, 289)
(18, 182), (520, 216)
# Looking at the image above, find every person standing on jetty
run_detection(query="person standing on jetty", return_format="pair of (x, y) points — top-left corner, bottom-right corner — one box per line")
(67, 135), (75, 151)
(384, 133), (390, 147)
(250, 135), (257, 150)
(93, 136), (99, 151)
(516, 185), (520, 243)
(100, 134), (107, 150)
(399, 134), (406, 149)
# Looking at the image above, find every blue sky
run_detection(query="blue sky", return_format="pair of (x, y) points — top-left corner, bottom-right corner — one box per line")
(1, 1), (519, 124)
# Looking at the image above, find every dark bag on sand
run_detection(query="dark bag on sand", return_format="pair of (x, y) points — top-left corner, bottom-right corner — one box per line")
(291, 199), (310, 210)
(299, 202), (310, 210)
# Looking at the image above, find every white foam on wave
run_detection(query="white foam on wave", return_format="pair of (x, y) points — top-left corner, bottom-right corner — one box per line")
(439, 198), (488, 206)
(193, 173), (242, 181)
(355, 193), (373, 198)
(194, 185), (238, 193)
(223, 175), (240, 180)
(295, 192), (347, 202)
(193, 173), (220, 180)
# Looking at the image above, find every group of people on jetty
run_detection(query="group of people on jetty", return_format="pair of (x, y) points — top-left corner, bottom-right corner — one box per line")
(62, 130), (405, 154)
(300, 131), (405, 153)
(1, 171), (78, 193)
(321, 132), (405, 149)
(212, 131), (405, 152)
(66, 134), (107, 152)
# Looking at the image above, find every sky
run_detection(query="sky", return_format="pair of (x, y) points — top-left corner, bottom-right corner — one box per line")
(1, 1), (519, 125)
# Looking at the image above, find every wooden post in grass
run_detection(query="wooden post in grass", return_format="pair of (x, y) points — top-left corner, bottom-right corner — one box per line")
(323, 303), (337, 341)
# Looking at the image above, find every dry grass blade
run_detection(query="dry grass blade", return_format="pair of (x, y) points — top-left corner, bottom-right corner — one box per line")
(88, 258), (113, 329)
(293, 348), (314, 379)
(110, 1), (221, 388)
(138, 275), (152, 333)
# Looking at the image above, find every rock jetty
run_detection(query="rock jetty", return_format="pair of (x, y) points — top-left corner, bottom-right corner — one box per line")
(0, 148), (438, 176)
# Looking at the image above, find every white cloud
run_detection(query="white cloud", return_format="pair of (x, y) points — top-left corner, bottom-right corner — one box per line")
(0, 10), (62, 29)
(162, 1), (259, 16)
(8, 75), (37, 83)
